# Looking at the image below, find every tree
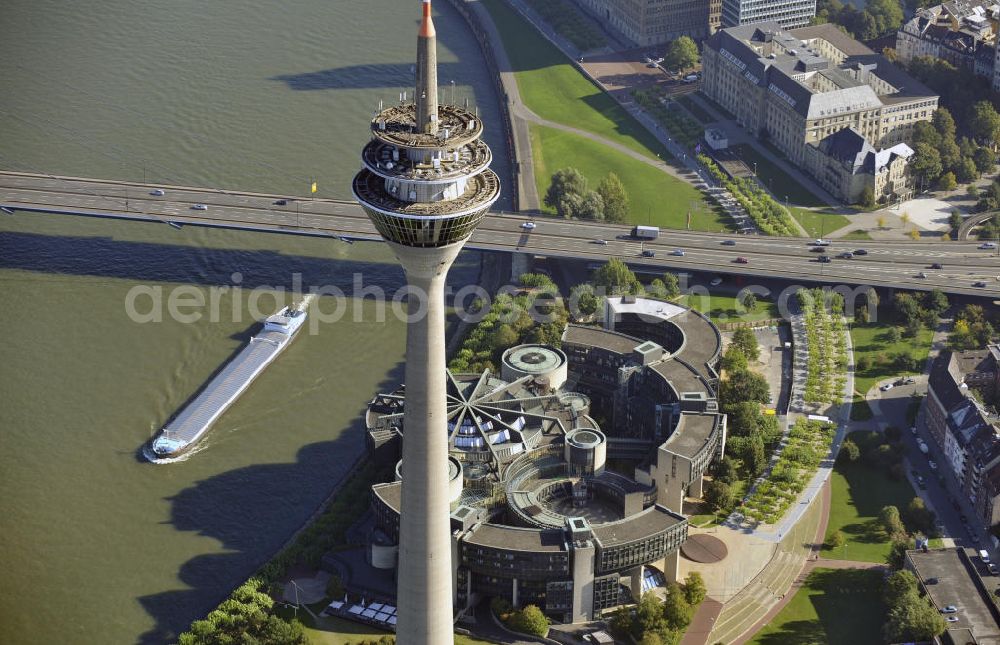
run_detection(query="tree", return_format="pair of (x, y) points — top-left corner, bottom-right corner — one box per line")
(662, 582), (693, 631)
(949, 210), (964, 233)
(880, 505), (906, 538)
(936, 171), (957, 192)
(906, 496), (935, 533)
(493, 324), (519, 353)
(900, 211), (911, 227)
(877, 215), (887, 229)
(859, 184), (876, 208)
(704, 480), (735, 511)
(715, 456), (739, 484)
(609, 605), (634, 638)
(970, 100), (1000, 146)
(720, 345), (748, 372)
(883, 596), (946, 642)
(741, 291), (758, 312)
(956, 157), (979, 184)
(839, 438), (860, 462)
(683, 572), (707, 606)
(666, 36), (699, 72)
(731, 327), (760, 362)
(661, 272), (680, 299)
(974, 146), (996, 173)
(932, 107), (957, 141)
(577, 190), (605, 220)
(924, 289), (948, 316)
(748, 433), (767, 477)
(597, 172), (629, 223)
(593, 258), (641, 295)
(636, 591), (667, 639)
(909, 228), (921, 240)
(826, 529), (846, 548)
(509, 605), (549, 637)
(545, 168), (588, 217)
(910, 143), (942, 186)
(639, 633), (664, 645)
(886, 326), (902, 343)
(720, 369), (770, 405)
(883, 569), (919, 605)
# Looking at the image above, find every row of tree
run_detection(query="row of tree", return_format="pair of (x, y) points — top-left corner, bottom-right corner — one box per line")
(544, 168), (630, 222)
(609, 572), (707, 644)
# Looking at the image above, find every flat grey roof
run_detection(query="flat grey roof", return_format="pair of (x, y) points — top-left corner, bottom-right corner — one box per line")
(592, 504), (685, 546)
(906, 548), (1000, 641)
(563, 325), (640, 355)
(463, 523), (567, 552)
(663, 413), (721, 459)
(650, 358), (711, 397)
(669, 311), (722, 378)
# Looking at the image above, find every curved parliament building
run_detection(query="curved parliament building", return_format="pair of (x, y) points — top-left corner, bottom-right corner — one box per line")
(362, 296), (727, 623)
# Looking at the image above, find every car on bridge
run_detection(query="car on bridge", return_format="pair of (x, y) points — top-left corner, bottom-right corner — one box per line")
(930, 263), (943, 269)
(734, 257), (749, 264)
(720, 240), (736, 246)
(521, 221), (536, 230)
(149, 188), (165, 196)
(980, 242), (997, 249)
(917, 272), (927, 279)
(192, 203), (208, 211)
(974, 281), (987, 288)
(641, 250), (655, 258)
(837, 251), (854, 259)
(817, 255), (831, 263)
(593, 239), (608, 245)
(811, 238), (831, 246)
(274, 199), (287, 206)
(671, 249), (685, 256)
(853, 249), (868, 255)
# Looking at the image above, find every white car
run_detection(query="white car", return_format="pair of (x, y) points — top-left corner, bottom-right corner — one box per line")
(980, 242), (997, 249)
(710, 277), (722, 287)
(594, 239), (608, 245)
(929, 460), (938, 470)
(881, 383), (894, 392)
(671, 249), (685, 256)
(521, 221), (536, 230)
(191, 203), (208, 211)
(149, 188), (165, 196)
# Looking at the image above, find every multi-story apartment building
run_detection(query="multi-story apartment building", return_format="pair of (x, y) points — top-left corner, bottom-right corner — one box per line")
(926, 347), (1000, 539)
(576, 0), (718, 46)
(896, 2), (1000, 71)
(702, 22), (938, 203)
(721, 0), (816, 29)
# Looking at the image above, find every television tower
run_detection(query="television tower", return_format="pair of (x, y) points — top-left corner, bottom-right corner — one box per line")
(351, 1), (500, 643)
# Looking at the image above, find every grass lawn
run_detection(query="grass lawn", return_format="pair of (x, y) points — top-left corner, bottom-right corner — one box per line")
(790, 207), (851, 239)
(838, 229), (873, 240)
(481, 0), (678, 164)
(747, 568), (886, 645)
(677, 292), (781, 324)
(733, 145), (826, 208)
(850, 322), (934, 396)
(304, 616), (489, 645)
(823, 433), (920, 563)
(530, 125), (728, 231)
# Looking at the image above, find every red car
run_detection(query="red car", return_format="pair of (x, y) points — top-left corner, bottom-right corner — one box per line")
(735, 257), (749, 264)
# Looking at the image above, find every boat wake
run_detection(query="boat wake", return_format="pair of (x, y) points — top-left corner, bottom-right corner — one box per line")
(141, 440), (210, 464)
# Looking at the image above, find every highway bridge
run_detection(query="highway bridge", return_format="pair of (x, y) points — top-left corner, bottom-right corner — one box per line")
(2, 171), (999, 297)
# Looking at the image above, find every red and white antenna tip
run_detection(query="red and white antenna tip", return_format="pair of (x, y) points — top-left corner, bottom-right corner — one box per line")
(419, 0), (435, 37)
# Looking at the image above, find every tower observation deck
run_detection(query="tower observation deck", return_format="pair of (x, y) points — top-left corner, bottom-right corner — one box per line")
(351, 2), (501, 644)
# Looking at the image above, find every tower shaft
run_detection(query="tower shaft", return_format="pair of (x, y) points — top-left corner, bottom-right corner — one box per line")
(392, 241), (463, 645)
(415, 0), (438, 134)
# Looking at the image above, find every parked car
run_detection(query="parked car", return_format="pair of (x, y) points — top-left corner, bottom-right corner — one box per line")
(881, 383), (894, 391)
(521, 221), (536, 230)
(683, 73), (699, 83)
(947, 616), (960, 623)
(989, 563), (998, 575)
(904, 377), (916, 385)
(149, 188), (165, 196)
(941, 606), (958, 614)
(929, 460), (938, 470)
(710, 277), (723, 286)
(192, 203), (208, 211)
(926, 577), (938, 584)
(917, 476), (926, 489)
(910, 426), (917, 435)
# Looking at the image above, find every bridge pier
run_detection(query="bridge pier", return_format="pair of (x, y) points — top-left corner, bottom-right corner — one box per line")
(511, 251), (531, 282)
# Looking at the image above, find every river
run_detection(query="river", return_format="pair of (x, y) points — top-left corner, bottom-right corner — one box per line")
(0, 0), (505, 643)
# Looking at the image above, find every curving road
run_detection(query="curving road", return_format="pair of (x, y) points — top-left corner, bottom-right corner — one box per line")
(2, 171), (999, 297)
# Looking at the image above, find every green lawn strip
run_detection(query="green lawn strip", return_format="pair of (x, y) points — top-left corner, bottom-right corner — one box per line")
(732, 145), (825, 208)
(824, 436), (920, 563)
(522, 0), (606, 50)
(675, 94), (713, 124)
(801, 290), (848, 405)
(676, 292), (780, 324)
(838, 229), (873, 241)
(481, 0), (671, 161)
(529, 125), (729, 231)
(850, 322), (934, 396)
(747, 568), (886, 645)
(740, 419), (836, 525)
(790, 207), (851, 239)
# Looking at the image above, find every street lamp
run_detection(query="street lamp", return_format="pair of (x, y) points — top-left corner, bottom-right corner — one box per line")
(752, 162), (758, 176)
